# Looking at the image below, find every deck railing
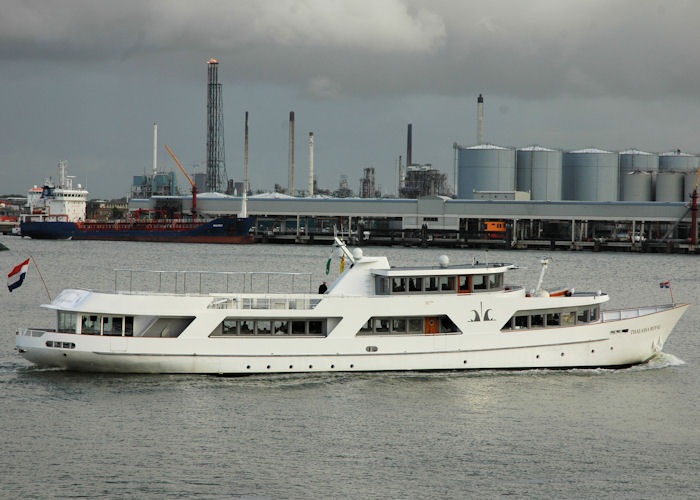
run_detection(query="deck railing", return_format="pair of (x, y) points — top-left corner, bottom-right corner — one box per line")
(113, 269), (313, 295)
(601, 304), (673, 322)
(208, 295), (323, 311)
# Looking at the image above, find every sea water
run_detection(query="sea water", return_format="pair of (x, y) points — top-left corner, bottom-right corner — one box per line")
(1, 236), (699, 499)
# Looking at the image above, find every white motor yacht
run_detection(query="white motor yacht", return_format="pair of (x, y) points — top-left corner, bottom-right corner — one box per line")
(15, 238), (688, 373)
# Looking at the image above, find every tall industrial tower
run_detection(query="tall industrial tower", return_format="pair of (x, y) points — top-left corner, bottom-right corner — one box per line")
(206, 58), (227, 193)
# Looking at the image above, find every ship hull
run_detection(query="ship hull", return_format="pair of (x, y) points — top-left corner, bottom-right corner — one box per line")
(15, 303), (688, 374)
(20, 217), (254, 243)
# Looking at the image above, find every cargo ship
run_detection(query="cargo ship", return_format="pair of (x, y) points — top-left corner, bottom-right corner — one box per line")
(20, 162), (254, 244)
(20, 213), (254, 243)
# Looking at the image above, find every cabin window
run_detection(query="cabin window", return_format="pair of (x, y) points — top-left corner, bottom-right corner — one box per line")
(57, 311), (78, 333)
(392, 318), (407, 333)
(458, 275), (471, 293)
(514, 315), (529, 329)
(240, 319), (255, 335)
(546, 313), (560, 327)
(212, 318), (329, 337)
(440, 316), (459, 333)
(360, 320), (373, 334)
(274, 320), (289, 335)
(102, 316), (123, 336)
(356, 315), (461, 336)
(376, 319), (390, 333)
(125, 316), (134, 336)
(291, 320), (306, 335)
(257, 320), (272, 335)
(561, 311), (576, 326)
(81, 315), (101, 335)
(577, 309), (589, 323)
(392, 278), (406, 293)
(408, 318), (423, 333)
(376, 277), (390, 295)
(223, 319), (238, 335)
(504, 306), (599, 331)
(472, 275), (487, 291)
(439, 276), (456, 291)
(408, 277), (423, 292)
(530, 314), (545, 328)
(425, 276), (439, 292)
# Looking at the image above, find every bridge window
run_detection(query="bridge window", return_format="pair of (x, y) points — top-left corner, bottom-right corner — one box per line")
(102, 316), (123, 336)
(57, 311), (78, 333)
(425, 276), (439, 292)
(81, 315), (100, 335)
(392, 277), (406, 293)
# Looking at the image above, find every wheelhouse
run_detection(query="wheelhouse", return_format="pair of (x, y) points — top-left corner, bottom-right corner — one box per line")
(373, 263), (510, 295)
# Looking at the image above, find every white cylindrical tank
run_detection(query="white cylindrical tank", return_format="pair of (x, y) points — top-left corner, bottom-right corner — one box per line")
(655, 171), (685, 202)
(619, 149), (658, 173)
(659, 151), (697, 172)
(457, 144), (515, 199)
(620, 171), (653, 201)
(562, 148), (619, 201)
(516, 146), (562, 201)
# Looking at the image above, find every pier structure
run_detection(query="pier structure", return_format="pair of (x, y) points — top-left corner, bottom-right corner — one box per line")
(129, 195), (698, 253)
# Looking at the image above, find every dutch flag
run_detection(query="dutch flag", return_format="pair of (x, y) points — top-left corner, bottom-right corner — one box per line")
(7, 258), (30, 292)
(659, 281), (670, 288)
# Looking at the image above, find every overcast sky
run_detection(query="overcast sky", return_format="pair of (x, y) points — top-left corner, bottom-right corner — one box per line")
(2, 0), (700, 199)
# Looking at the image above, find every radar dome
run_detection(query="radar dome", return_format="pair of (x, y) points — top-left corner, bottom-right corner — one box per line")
(438, 255), (449, 268)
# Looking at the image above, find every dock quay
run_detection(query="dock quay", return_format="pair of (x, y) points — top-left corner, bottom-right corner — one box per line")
(129, 196), (700, 253)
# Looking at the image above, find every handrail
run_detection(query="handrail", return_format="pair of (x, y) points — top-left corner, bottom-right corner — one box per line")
(113, 269), (313, 295)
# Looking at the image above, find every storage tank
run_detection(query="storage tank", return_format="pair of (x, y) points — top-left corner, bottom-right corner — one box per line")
(620, 171), (653, 201)
(655, 171), (685, 202)
(659, 150), (697, 172)
(562, 148), (619, 201)
(457, 144), (515, 199)
(619, 149), (658, 173)
(619, 150), (658, 200)
(684, 170), (699, 201)
(516, 146), (562, 201)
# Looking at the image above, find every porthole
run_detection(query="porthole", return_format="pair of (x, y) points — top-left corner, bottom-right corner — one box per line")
(266, 365), (271, 369)
(308, 365), (313, 369)
(591, 349), (595, 353)
(246, 365), (251, 369)
(536, 355), (540, 359)
(610, 346), (614, 351)
(463, 360), (467, 364)
(289, 365), (293, 369)
(330, 364), (335, 369)
(560, 352), (565, 357)
(350, 364), (354, 368)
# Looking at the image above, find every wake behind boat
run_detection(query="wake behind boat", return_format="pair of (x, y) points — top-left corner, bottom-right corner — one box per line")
(15, 238), (688, 373)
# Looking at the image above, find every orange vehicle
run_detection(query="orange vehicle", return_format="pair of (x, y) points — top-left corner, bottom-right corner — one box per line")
(483, 221), (507, 239)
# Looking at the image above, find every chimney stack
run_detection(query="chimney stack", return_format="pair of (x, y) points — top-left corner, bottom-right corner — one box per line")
(477, 94), (484, 144)
(407, 123), (413, 166)
(288, 111), (295, 195)
(153, 122), (158, 175)
(308, 132), (314, 197)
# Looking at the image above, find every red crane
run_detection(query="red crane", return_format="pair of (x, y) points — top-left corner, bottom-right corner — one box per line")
(165, 145), (197, 219)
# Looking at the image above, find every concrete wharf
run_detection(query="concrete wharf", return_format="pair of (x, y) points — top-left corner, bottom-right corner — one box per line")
(129, 196), (699, 253)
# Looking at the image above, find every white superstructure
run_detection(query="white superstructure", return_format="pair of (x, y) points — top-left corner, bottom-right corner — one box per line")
(24, 161), (88, 222)
(16, 239), (688, 374)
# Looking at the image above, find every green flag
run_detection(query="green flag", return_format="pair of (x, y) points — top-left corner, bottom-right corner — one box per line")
(325, 257), (331, 275)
